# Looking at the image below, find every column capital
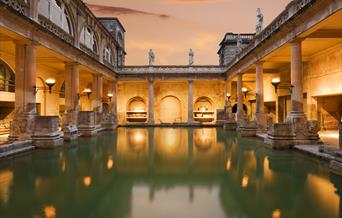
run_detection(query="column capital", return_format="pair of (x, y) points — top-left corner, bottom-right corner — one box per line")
(290, 38), (304, 44)
(64, 61), (79, 67)
(255, 60), (265, 66)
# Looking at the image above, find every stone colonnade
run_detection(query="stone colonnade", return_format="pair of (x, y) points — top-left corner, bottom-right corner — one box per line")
(8, 42), (118, 146)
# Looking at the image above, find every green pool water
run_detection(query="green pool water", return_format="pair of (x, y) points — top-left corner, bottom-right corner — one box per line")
(0, 128), (341, 218)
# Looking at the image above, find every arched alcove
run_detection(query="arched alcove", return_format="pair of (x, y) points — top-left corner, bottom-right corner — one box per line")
(193, 97), (215, 122)
(159, 95), (182, 123)
(126, 96), (147, 122)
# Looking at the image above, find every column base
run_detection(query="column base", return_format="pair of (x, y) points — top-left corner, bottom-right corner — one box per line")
(237, 116), (257, 137)
(9, 112), (35, 141)
(254, 112), (267, 133)
(62, 124), (79, 141)
(223, 122), (237, 130)
(32, 116), (64, 149)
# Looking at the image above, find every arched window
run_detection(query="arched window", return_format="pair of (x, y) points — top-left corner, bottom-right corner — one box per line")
(0, 59), (15, 93)
(80, 27), (98, 52)
(38, 0), (72, 35)
(103, 46), (113, 64)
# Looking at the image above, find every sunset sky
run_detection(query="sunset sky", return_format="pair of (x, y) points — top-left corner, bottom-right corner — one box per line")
(84, 0), (291, 65)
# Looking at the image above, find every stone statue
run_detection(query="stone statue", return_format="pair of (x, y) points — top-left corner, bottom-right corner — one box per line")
(256, 8), (264, 34)
(148, 49), (155, 66)
(236, 34), (243, 53)
(189, 48), (194, 65)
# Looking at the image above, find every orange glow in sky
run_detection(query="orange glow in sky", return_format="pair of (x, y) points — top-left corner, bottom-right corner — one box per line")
(85, 0), (291, 65)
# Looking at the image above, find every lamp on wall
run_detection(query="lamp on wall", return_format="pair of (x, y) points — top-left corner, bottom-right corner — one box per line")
(45, 78), (56, 94)
(271, 78), (293, 93)
(226, 93), (231, 101)
(242, 87), (249, 98)
(107, 93), (113, 102)
(271, 78), (281, 93)
(33, 78), (56, 95)
(82, 88), (92, 99)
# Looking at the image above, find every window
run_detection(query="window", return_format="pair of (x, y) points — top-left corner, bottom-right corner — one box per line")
(103, 47), (112, 63)
(38, 0), (72, 34)
(80, 27), (98, 52)
(0, 60), (15, 93)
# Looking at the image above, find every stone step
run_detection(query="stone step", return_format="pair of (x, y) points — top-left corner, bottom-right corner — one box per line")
(0, 142), (34, 158)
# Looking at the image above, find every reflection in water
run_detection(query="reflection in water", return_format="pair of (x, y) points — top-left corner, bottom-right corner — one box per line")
(128, 129), (147, 152)
(241, 176), (249, 188)
(193, 128), (215, 151)
(0, 170), (13, 205)
(107, 156), (114, 170)
(83, 176), (92, 187)
(272, 209), (281, 218)
(0, 128), (341, 218)
(156, 128), (182, 155)
(44, 205), (56, 218)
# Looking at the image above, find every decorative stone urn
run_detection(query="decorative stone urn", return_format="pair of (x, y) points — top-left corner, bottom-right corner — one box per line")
(32, 116), (63, 149)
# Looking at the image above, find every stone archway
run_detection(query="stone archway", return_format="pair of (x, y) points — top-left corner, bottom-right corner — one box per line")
(159, 95), (182, 123)
(232, 104), (248, 113)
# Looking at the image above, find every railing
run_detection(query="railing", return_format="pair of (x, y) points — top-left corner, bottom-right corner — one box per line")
(38, 15), (74, 45)
(80, 44), (100, 61)
(116, 65), (227, 74)
(227, 0), (317, 69)
(1, 0), (29, 16)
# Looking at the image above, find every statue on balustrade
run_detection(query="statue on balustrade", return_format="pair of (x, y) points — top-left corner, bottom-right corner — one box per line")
(256, 8), (264, 34)
(236, 35), (243, 53)
(189, 48), (194, 65)
(148, 49), (155, 66)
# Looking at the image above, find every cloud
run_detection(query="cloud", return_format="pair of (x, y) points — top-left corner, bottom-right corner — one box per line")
(86, 3), (171, 19)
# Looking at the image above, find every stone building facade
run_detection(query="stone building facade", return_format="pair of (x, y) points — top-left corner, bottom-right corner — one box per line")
(0, 0), (341, 151)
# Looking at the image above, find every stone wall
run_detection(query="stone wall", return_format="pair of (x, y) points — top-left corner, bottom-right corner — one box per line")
(117, 81), (149, 124)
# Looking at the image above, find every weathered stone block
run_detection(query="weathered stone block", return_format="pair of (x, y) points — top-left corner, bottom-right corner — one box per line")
(264, 123), (295, 149)
(78, 111), (97, 136)
(32, 116), (63, 149)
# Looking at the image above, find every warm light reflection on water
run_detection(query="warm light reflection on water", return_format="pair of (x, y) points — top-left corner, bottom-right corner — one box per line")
(0, 128), (341, 218)
(0, 170), (13, 205)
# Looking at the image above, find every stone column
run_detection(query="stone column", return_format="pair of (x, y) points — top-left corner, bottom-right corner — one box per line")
(288, 39), (305, 121)
(236, 73), (244, 122)
(92, 74), (103, 112)
(63, 63), (79, 123)
(148, 80), (154, 124)
(255, 62), (267, 132)
(102, 80), (118, 129)
(62, 63), (79, 140)
(9, 42), (37, 141)
(188, 80), (193, 123)
(108, 80), (117, 118)
(92, 74), (103, 127)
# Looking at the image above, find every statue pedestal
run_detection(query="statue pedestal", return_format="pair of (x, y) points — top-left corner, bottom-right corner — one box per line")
(32, 116), (63, 149)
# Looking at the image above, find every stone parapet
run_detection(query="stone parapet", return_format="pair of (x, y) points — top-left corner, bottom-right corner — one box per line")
(32, 116), (63, 149)
(78, 111), (97, 136)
